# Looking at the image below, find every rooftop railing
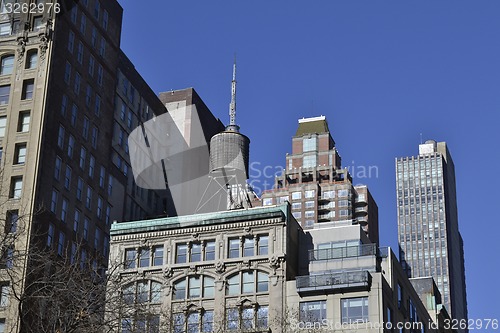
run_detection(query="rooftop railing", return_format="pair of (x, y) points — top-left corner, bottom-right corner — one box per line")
(309, 244), (389, 261)
(296, 270), (371, 293)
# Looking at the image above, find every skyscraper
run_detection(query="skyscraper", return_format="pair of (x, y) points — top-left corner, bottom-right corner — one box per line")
(260, 116), (379, 244)
(396, 140), (468, 327)
(0, 1), (170, 331)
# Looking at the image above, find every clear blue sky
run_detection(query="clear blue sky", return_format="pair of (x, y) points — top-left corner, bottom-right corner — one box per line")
(118, 0), (500, 324)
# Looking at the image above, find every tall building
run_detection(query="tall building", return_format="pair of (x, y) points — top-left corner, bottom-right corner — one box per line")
(0, 1), (171, 331)
(260, 116), (379, 245)
(396, 140), (468, 328)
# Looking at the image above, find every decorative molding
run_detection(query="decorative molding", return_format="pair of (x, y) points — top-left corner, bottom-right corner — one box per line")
(163, 266), (173, 279)
(111, 217), (285, 242)
(215, 260), (226, 274)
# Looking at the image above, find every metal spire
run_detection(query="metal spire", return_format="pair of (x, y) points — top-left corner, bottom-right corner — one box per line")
(229, 58), (237, 126)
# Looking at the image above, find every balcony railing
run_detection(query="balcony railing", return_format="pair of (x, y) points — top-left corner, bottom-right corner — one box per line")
(296, 270), (371, 293)
(309, 244), (377, 261)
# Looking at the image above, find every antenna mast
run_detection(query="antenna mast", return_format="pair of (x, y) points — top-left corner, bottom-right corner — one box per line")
(229, 58), (237, 127)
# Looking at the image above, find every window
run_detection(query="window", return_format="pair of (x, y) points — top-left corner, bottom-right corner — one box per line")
(228, 238), (239, 258)
(14, 144), (27, 164)
(88, 55), (95, 76)
(86, 186), (93, 209)
(85, 85), (92, 107)
(173, 276), (215, 300)
(125, 249), (137, 269)
(68, 31), (74, 53)
(97, 65), (103, 85)
(339, 199), (351, 207)
(122, 280), (162, 304)
(99, 37), (106, 57)
(64, 61), (71, 84)
(243, 238), (254, 256)
(76, 177), (83, 200)
(191, 243), (201, 262)
(226, 271), (268, 295)
(94, 0), (100, 19)
(303, 155), (316, 168)
(5, 210), (18, 234)
(74, 72), (81, 95)
(32, 16), (43, 31)
(173, 310), (214, 333)
(105, 205), (111, 225)
(94, 228), (101, 250)
(258, 236), (268, 255)
(50, 189), (58, 213)
(127, 110), (133, 128)
(341, 297), (369, 323)
(91, 27), (97, 47)
(83, 218), (89, 240)
(397, 283), (403, 309)
(10, 177), (22, 199)
(322, 190), (335, 199)
(108, 175), (113, 195)
(61, 94), (68, 116)
(0, 284), (9, 307)
(1, 246), (13, 269)
(70, 103), (78, 127)
(0, 85), (10, 104)
(339, 209), (349, 217)
(175, 244), (187, 263)
(226, 306), (268, 331)
(338, 189), (349, 197)
(94, 94), (101, 116)
(205, 241), (215, 261)
(67, 135), (75, 157)
(47, 223), (55, 247)
(91, 126), (98, 148)
(80, 13), (86, 33)
(57, 125), (65, 148)
(0, 117), (5, 137)
(138, 248), (150, 267)
(61, 199), (68, 222)
(99, 166), (105, 188)
(17, 112), (30, 132)
(73, 209), (80, 232)
(96, 196), (103, 218)
(291, 191), (302, 200)
(299, 301), (326, 323)
(79, 147), (86, 169)
(305, 190), (315, 198)
(89, 155), (95, 178)
(83, 116), (89, 139)
(262, 198), (273, 206)
(0, 22), (10, 36)
(303, 136), (317, 152)
(0, 55), (14, 75)
(102, 10), (108, 30)
(77, 41), (83, 64)
(57, 231), (65, 256)
(152, 246), (163, 266)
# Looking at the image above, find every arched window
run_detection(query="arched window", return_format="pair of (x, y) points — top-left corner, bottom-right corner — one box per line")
(173, 275), (215, 300)
(25, 50), (38, 69)
(122, 280), (162, 305)
(226, 271), (269, 296)
(0, 55), (14, 75)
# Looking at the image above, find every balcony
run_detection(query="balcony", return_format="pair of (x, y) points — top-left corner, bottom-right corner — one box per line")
(296, 270), (371, 294)
(309, 244), (378, 261)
